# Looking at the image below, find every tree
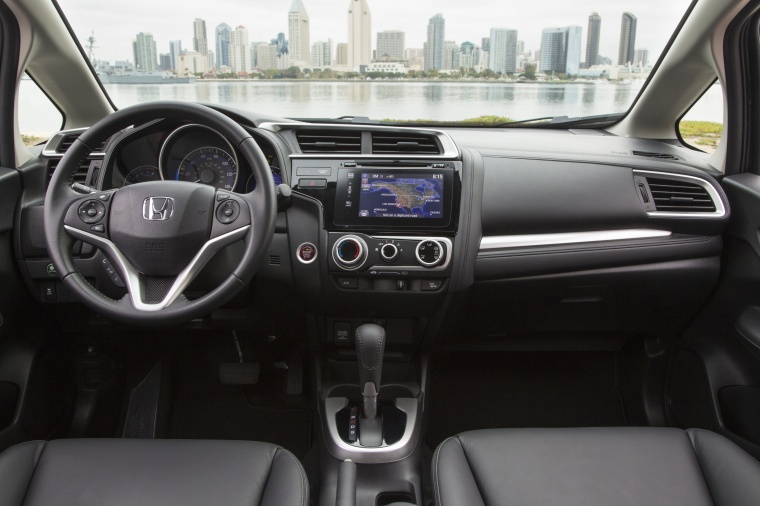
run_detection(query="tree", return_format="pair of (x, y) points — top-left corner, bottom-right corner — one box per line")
(522, 63), (537, 81)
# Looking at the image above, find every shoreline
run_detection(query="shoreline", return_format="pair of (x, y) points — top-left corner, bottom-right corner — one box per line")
(105, 78), (645, 85)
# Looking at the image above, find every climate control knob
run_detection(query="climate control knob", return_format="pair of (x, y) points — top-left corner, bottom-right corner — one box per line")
(380, 243), (399, 262)
(415, 239), (445, 267)
(333, 235), (368, 270)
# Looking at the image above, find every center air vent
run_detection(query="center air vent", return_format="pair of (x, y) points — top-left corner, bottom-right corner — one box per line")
(296, 130), (362, 154)
(645, 176), (717, 213)
(631, 150), (682, 161)
(372, 132), (441, 154)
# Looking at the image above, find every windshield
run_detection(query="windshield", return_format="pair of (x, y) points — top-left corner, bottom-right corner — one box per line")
(49, 0), (696, 125)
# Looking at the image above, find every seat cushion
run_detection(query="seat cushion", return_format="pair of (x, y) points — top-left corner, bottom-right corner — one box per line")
(433, 427), (760, 506)
(0, 438), (308, 506)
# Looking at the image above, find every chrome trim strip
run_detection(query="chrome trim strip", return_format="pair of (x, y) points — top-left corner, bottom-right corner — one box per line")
(633, 169), (726, 219)
(42, 128), (106, 158)
(322, 396), (420, 463)
(259, 122), (460, 159)
(479, 229), (672, 250)
(64, 225), (249, 311)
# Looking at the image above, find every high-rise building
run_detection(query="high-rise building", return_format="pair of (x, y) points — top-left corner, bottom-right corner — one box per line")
(311, 39), (333, 67)
(336, 43), (348, 65)
(132, 32), (157, 71)
(256, 44), (278, 70)
(425, 13), (445, 71)
(633, 48), (649, 66)
(489, 28), (518, 74)
(585, 12), (601, 68)
(215, 23), (232, 69)
(159, 53), (171, 71)
(193, 18), (208, 55)
(481, 37), (490, 52)
(169, 40), (182, 72)
(539, 26), (582, 75)
(443, 40), (458, 70)
(288, 0), (310, 64)
(347, 0), (371, 69)
(177, 52), (207, 75)
(229, 25), (250, 74)
(459, 42), (476, 70)
(516, 40), (525, 55)
(377, 30), (405, 60)
(618, 12), (637, 65)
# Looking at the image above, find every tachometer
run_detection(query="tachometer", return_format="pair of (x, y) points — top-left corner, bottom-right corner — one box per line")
(177, 147), (238, 191)
(124, 165), (161, 185)
(246, 166), (283, 192)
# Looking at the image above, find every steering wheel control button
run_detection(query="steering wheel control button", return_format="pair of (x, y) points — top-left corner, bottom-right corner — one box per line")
(421, 279), (444, 291)
(297, 242), (318, 264)
(216, 192), (230, 201)
(94, 192), (112, 202)
(78, 200), (106, 224)
(90, 224), (105, 233)
(380, 243), (399, 262)
(333, 235), (368, 270)
(338, 278), (358, 289)
(416, 240), (445, 267)
(215, 199), (240, 224)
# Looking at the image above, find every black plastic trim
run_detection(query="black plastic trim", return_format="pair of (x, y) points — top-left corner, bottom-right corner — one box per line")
(0, 1), (20, 167)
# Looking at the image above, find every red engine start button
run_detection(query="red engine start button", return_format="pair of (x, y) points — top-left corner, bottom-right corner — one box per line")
(297, 242), (318, 264)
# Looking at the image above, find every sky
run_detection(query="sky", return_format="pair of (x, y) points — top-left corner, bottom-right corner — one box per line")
(57, 0), (693, 65)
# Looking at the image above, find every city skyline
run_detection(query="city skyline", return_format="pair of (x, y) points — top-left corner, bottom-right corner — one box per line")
(60, 0), (690, 68)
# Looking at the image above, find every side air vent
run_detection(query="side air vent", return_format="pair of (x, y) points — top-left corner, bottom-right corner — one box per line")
(632, 150), (682, 161)
(372, 132), (441, 155)
(47, 158), (93, 187)
(296, 130), (362, 154)
(268, 255), (281, 266)
(645, 177), (717, 213)
(56, 133), (107, 154)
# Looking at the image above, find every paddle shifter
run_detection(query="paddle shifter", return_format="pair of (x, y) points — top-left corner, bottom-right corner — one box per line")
(355, 323), (385, 446)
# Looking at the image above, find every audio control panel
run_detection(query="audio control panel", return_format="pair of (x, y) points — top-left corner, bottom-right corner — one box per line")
(328, 233), (453, 276)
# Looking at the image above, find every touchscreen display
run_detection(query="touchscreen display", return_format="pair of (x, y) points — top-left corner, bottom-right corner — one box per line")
(358, 173), (444, 219)
(333, 168), (454, 227)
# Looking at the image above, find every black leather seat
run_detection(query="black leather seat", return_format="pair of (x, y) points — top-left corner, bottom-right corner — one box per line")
(433, 427), (760, 506)
(0, 439), (308, 506)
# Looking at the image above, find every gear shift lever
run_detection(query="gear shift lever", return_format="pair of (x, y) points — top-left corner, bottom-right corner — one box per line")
(355, 323), (385, 421)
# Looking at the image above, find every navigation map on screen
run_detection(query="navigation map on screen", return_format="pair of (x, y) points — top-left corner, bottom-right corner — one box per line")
(358, 173), (444, 219)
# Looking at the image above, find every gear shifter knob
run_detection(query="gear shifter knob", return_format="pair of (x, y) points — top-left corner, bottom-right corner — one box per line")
(355, 323), (385, 420)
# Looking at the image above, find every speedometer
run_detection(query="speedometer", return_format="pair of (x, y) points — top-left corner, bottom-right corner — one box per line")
(177, 147), (238, 191)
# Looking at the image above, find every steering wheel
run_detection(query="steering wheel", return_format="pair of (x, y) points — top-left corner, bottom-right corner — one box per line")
(43, 102), (277, 326)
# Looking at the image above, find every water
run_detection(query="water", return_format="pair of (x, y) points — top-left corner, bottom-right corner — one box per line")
(19, 79), (724, 137)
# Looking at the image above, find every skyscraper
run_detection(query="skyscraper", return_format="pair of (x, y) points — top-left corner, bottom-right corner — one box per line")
(633, 48), (649, 66)
(347, 0), (371, 69)
(336, 43), (348, 65)
(585, 13), (601, 68)
(193, 18), (208, 55)
(133, 32), (157, 71)
(159, 53), (171, 71)
(216, 23), (232, 69)
(288, 0), (310, 64)
(229, 25), (250, 74)
(311, 39), (333, 67)
(489, 28), (518, 74)
(169, 40), (182, 72)
(376, 30), (405, 60)
(443, 40), (458, 70)
(539, 26), (582, 75)
(618, 12), (637, 65)
(425, 13), (445, 71)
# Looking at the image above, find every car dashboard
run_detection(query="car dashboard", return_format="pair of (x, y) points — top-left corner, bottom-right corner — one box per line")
(17, 106), (730, 350)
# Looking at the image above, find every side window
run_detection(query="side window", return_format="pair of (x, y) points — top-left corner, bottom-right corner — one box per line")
(18, 73), (63, 146)
(678, 81), (723, 154)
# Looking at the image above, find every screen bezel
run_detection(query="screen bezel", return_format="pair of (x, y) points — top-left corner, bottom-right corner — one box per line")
(333, 168), (454, 227)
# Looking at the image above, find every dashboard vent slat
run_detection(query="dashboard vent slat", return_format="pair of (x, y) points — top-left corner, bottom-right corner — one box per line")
(372, 132), (441, 155)
(47, 159), (92, 187)
(645, 177), (716, 213)
(631, 150), (682, 161)
(56, 132), (106, 154)
(296, 130), (362, 154)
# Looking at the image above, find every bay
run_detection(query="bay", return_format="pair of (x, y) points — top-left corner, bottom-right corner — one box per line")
(19, 79), (723, 137)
